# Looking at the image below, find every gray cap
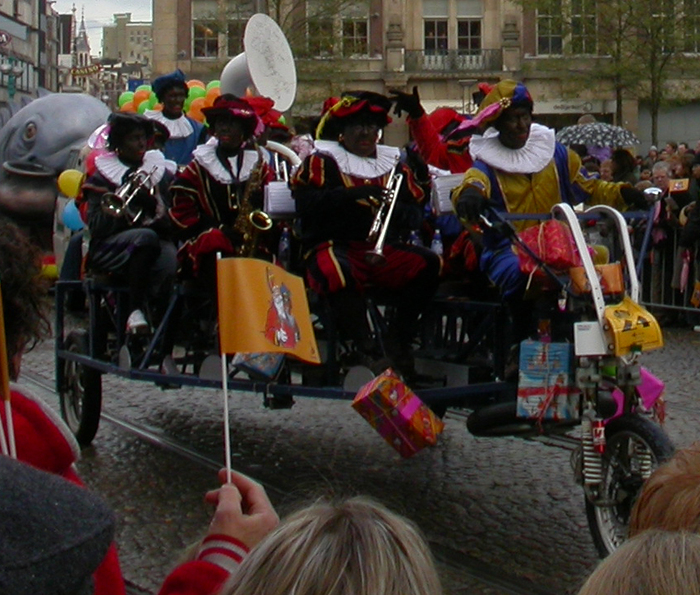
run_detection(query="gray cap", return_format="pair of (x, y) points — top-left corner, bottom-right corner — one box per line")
(0, 456), (115, 595)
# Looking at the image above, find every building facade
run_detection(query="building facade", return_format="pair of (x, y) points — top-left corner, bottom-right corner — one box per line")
(0, 0), (61, 106)
(102, 13), (153, 67)
(150, 0), (700, 148)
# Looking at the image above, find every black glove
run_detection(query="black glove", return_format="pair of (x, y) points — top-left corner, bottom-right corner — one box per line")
(619, 185), (648, 210)
(455, 187), (488, 223)
(389, 86), (425, 120)
(404, 144), (430, 184)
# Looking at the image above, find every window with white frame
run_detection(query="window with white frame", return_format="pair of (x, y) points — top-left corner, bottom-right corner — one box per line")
(457, 0), (482, 55)
(423, 0), (448, 55)
(306, 0), (369, 58)
(684, 0), (700, 53)
(536, 0), (563, 55)
(191, 0), (255, 59)
(570, 0), (597, 54)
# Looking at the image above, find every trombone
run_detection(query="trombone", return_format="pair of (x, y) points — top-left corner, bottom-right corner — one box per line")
(365, 159), (404, 266)
(101, 165), (158, 225)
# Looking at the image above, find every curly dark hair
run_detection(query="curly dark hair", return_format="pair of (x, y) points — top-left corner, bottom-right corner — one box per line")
(0, 216), (50, 379)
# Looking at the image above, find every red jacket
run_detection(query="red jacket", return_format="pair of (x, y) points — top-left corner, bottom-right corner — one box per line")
(3, 384), (126, 595)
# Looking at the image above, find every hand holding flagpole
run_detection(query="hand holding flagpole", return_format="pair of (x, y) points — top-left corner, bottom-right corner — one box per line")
(0, 282), (16, 457)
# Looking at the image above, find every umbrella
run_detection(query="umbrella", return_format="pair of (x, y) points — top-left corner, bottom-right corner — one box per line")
(555, 122), (640, 147)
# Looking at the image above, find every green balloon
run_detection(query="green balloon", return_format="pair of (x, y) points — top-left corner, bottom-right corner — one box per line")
(148, 93), (158, 108)
(136, 84), (152, 92)
(118, 91), (134, 108)
(137, 101), (149, 114)
(184, 98), (192, 112)
(206, 80), (220, 90)
(188, 86), (206, 100)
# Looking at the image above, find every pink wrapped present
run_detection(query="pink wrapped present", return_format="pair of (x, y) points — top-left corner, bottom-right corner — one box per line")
(352, 369), (445, 458)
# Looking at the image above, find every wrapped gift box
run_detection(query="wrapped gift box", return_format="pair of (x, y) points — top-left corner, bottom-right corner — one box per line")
(352, 369), (445, 458)
(517, 340), (581, 422)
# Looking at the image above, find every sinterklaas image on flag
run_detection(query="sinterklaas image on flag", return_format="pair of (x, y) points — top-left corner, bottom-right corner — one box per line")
(216, 257), (320, 364)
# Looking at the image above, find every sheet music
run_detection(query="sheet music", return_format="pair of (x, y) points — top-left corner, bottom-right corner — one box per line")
(430, 173), (463, 215)
(264, 181), (296, 219)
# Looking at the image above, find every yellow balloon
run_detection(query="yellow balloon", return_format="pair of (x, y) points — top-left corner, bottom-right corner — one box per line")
(57, 169), (85, 198)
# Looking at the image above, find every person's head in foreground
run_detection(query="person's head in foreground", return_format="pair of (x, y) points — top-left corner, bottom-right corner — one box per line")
(220, 496), (443, 595)
(0, 215), (50, 380)
(576, 530), (700, 595)
(629, 441), (700, 536)
(0, 455), (115, 595)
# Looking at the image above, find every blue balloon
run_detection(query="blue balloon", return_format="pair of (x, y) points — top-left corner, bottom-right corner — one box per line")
(62, 199), (84, 231)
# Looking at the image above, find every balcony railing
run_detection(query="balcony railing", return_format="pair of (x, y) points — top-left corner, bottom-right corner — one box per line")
(405, 49), (502, 73)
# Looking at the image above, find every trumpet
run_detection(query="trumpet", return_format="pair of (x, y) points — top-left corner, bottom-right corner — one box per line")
(101, 165), (158, 225)
(365, 159), (404, 266)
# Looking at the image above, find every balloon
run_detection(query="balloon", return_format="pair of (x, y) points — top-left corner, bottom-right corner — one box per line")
(136, 84), (151, 92)
(206, 80), (220, 90)
(187, 79), (205, 89)
(137, 101), (149, 114)
(188, 109), (205, 123)
(183, 98), (192, 113)
(118, 91), (134, 107)
(188, 86), (206, 101)
(62, 199), (84, 231)
(278, 115), (286, 125)
(132, 89), (151, 107)
(120, 101), (136, 113)
(57, 169), (85, 199)
(204, 86), (221, 106)
(152, 103), (163, 111)
(148, 92), (158, 108)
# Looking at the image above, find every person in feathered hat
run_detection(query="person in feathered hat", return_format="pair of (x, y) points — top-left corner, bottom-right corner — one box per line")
(451, 79), (648, 344)
(291, 91), (441, 378)
(144, 69), (207, 166)
(169, 94), (272, 290)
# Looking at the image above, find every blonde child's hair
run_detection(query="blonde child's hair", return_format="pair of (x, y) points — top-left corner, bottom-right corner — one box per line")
(221, 496), (442, 595)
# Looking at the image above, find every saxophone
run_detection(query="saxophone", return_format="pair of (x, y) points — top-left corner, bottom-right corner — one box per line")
(232, 146), (273, 257)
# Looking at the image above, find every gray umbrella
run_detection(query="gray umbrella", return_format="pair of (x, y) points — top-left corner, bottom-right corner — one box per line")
(555, 122), (640, 147)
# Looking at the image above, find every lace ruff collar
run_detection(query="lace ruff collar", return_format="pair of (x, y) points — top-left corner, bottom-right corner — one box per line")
(314, 141), (400, 178)
(94, 150), (177, 187)
(469, 123), (556, 174)
(192, 140), (260, 184)
(144, 110), (194, 139)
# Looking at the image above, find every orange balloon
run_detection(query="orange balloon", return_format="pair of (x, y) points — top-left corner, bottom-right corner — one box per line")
(187, 79), (205, 89)
(204, 86), (221, 106)
(189, 97), (207, 113)
(132, 89), (151, 107)
(120, 101), (136, 113)
(187, 109), (206, 123)
(152, 103), (163, 111)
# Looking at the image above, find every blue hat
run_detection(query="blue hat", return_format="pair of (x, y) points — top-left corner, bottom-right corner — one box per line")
(152, 69), (188, 100)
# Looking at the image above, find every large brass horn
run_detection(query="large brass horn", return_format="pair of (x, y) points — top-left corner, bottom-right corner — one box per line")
(219, 14), (297, 112)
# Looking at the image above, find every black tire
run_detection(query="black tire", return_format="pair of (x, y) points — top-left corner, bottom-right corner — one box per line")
(585, 414), (675, 558)
(466, 400), (576, 437)
(59, 330), (102, 447)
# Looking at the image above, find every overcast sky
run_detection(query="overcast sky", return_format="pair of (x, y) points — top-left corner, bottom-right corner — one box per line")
(52, 1), (152, 56)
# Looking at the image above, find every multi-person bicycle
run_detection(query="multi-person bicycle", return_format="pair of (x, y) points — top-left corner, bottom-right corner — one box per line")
(54, 198), (673, 558)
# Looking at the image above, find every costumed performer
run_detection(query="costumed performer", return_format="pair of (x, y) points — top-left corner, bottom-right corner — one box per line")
(291, 91), (441, 376)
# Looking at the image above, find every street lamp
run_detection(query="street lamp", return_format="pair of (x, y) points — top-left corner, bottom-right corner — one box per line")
(0, 56), (24, 102)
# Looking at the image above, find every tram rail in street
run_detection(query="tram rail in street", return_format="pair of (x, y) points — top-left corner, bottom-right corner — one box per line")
(22, 369), (563, 595)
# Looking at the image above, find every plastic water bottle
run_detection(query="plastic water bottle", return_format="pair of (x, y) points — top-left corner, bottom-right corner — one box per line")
(278, 226), (291, 270)
(408, 230), (423, 247)
(430, 229), (443, 256)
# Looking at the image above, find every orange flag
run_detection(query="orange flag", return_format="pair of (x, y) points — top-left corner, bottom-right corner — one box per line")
(216, 257), (320, 364)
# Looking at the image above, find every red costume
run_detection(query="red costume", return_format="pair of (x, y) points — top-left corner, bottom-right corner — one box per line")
(2, 384), (126, 595)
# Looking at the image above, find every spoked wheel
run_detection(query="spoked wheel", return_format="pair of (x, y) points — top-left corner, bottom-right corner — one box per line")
(585, 414), (675, 557)
(59, 330), (102, 447)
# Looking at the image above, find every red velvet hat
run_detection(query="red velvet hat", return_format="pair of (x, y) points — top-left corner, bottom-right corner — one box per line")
(201, 94), (265, 137)
(315, 91), (393, 140)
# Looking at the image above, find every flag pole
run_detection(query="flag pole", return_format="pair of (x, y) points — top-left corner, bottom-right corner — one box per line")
(217, 253), (233, 484)
(0, 282), (15, 457)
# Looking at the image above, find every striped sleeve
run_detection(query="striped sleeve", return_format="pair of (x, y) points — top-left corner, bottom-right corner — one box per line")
(196, 534), (250, 574)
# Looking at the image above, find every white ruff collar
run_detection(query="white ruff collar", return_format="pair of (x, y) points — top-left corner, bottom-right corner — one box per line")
(192, 140), (260, 184)
(469, 123), (556, 174)
(314, 141), (400, 178)
(94, 150), (177, 187)
(144, 110), (194, 139)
